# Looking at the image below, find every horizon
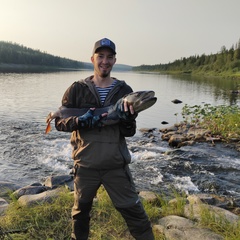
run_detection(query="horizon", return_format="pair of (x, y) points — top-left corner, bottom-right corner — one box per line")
(2, 39), (239, 69)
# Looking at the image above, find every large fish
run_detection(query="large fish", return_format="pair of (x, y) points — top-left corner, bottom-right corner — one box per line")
(45, 91), (157, 133)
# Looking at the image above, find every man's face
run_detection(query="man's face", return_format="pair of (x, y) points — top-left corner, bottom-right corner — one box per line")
(91, 48), (116, 78)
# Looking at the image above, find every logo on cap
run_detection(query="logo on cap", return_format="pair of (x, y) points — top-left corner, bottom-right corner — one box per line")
(101, 39), (111, 47)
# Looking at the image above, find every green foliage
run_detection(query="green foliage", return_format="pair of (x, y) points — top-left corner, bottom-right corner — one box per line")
(181, 104), (240, 140)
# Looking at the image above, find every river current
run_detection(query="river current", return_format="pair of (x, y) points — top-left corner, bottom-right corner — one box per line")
(0, 71), (240, 199)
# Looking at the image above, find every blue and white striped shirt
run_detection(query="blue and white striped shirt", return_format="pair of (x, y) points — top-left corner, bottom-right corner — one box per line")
(95, 80), (117, 104)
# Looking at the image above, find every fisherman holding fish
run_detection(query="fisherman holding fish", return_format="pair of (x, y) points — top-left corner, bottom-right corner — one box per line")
(53, 38), (155, 240)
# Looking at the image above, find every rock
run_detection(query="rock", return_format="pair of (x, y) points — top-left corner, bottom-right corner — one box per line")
(168, 134), (187, 148)
(139, 128), (156, 133)
(157, 215), (224, 240)
(43, 174), (73, 190)
(0, 197), (9, 215)
(161, 131), (175, 141)
(177, 140), (195, 147)
(172, 99), (183, 104)
(12, 185), (50, 199)
(187, 194), (215, 205)
(0, 181), (22, 197)
(139, 191), (158, 204)
(18, 188), (62, 206)
(184, 203), (239, 224)
(230, 90), (240, 94)
(160, 126), (178, 133)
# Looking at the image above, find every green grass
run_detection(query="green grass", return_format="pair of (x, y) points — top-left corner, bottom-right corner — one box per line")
(0, 188), (73, 239)
(0, 187), (239, 239)
(197, 205), (240, 240)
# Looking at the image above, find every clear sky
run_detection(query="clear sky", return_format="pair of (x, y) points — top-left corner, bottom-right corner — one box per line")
(1, 0), (240, 66)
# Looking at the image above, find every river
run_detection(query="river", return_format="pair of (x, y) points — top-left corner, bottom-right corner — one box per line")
(0, 71), (240, 199)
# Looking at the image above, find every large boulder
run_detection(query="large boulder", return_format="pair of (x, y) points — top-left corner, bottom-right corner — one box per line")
(155, 215), (224, 240)
(12, 184), (50, 199)
(43, 175), (74, 190)
(17, 188), (63, 206)
(184, 203), (239, 224)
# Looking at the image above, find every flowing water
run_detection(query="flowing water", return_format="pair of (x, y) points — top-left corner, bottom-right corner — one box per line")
(0, 71), (240, 198)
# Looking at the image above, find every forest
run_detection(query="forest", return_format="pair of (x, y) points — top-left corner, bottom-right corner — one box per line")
(133, 39), (240, 78)
(0, 41), (86, 72)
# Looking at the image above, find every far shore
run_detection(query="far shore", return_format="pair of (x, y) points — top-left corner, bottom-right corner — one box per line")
(0, 63), (86, 73)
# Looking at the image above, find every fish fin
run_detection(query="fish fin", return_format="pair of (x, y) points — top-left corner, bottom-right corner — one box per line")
(45, 122), (51, 134)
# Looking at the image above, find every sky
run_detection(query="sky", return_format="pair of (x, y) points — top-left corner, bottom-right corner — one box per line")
(1, 0), (240, 66)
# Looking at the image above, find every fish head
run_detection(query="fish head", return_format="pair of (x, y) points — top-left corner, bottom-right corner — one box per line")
(123, 91), (157, 113)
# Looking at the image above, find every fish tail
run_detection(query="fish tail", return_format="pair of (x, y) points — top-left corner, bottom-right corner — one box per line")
(45, 122), (51, 134)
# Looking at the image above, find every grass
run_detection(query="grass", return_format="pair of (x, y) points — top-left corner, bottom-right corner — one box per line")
(0, 187), (239, 239)
(0, 188), (73, 240)
(198, 205), (240, 240)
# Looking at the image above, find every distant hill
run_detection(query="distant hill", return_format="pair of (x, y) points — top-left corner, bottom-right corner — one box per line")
(0, 41), (85, 72)
(0, 41), (132, 73)
(83, 62), (132, 71)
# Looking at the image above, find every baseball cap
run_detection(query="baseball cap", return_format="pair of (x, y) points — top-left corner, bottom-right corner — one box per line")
(92, 38), (116, 55)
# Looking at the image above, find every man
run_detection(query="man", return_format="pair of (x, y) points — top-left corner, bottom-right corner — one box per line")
(55, 38), (154, 240)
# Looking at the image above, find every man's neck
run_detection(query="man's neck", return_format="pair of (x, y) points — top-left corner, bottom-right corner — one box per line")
(92, 75), (113, 88)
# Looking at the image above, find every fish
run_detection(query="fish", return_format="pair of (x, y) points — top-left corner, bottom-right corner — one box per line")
(45, 90), (157, 134)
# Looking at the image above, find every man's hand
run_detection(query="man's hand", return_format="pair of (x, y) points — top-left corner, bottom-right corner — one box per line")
(77, 108), (107, 128)
(118, 100), (137, 121)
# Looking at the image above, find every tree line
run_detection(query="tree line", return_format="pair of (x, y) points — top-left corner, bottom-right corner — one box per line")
(133, 39), (240, 76)
(0, 41), (85, 70)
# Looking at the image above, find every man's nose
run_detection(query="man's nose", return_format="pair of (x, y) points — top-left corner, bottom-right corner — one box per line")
(102, 57), (109, 63)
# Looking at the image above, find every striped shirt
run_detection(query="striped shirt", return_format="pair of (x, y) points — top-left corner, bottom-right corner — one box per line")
(95, 80), (117, 104)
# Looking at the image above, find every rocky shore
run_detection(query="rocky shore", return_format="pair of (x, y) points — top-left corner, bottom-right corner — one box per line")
(0, 172), (239, 239)
(140, 122), (240, 151)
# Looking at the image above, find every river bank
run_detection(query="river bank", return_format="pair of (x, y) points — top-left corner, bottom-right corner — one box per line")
(0, 175), (239, 240)
(0, 63), (83, 73)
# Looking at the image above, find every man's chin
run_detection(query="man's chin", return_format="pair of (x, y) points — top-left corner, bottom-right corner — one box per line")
(100, 71), (110, 78)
